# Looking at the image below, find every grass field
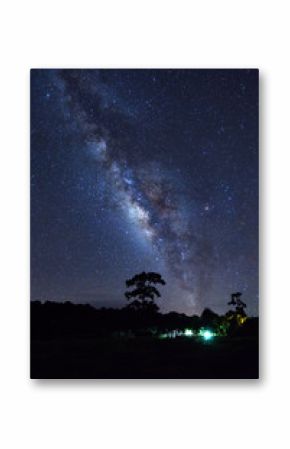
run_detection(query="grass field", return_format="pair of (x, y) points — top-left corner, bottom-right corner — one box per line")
(31, 335), (259, 379)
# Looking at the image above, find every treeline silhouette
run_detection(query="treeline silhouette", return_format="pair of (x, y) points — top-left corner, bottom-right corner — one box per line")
(31, 300), (258, 339)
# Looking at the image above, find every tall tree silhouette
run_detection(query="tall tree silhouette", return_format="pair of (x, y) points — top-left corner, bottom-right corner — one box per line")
(227, 292), (247, 326)
(125, 272), (166, 312)
(228, 292), (247, 315)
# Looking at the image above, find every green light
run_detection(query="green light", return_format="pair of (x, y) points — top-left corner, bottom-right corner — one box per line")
(202, 330), (214, 340)
(159, 333), (167, 339)
(199, 328), (214, 340)
(184, 329), (193, 337)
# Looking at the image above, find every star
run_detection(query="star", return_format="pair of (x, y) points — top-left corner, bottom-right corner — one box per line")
(31, 68), (258, 316)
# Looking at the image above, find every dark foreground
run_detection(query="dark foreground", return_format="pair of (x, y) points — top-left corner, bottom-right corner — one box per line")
(31, 336), (259, 379)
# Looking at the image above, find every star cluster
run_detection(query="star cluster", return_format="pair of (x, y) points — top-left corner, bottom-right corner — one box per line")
(31, 69), (258, 315)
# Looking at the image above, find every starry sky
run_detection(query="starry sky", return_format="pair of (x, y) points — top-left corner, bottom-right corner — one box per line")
(31, 69), (258, 316)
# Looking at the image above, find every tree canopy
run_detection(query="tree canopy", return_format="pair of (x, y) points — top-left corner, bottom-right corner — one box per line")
(125, 271), (166, 312)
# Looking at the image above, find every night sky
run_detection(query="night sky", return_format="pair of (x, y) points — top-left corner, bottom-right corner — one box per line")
(31, 69), (258, 316)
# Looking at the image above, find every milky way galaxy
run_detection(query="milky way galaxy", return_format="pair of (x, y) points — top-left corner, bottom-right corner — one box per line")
(31, 69), (258, 315)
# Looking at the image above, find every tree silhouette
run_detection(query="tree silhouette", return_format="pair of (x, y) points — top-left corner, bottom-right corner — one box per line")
(125, 271), (166, 312)
(227, 292), (247, 326)
(228, 292), (247, 315)
(200, 308), (219, 329)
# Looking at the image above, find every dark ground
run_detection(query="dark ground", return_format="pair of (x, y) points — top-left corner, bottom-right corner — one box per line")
(31, 335), (259, 379)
